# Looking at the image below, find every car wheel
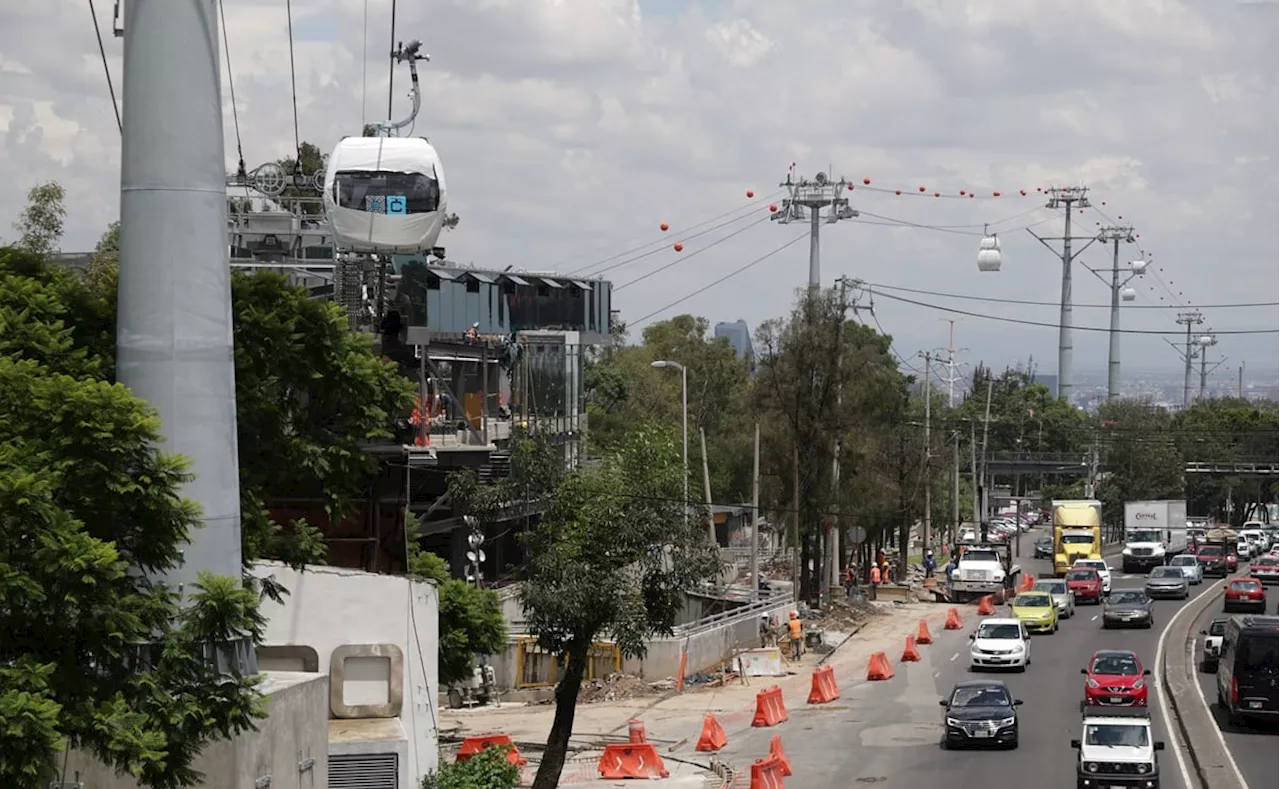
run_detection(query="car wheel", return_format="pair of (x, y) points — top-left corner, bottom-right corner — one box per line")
(940, 737), (951, 750)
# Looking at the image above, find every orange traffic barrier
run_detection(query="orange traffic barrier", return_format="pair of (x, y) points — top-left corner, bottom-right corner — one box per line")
(806, 665), (840, 704)
(695, 713), (728, 752)
(769, 735), (793, 777)
(749, 753), (787, 789)
(751, 685), (789, 727)
(944, 608), (963, 630)
(456, 734), (528, 766)
(866, 651), (895, 681)
(1018, 574), (1036, 592)
(977, 595), (996, 615)
(916, 619), (934, 645)
(901, 635), (921, 662)
(597, 742), (669, 779)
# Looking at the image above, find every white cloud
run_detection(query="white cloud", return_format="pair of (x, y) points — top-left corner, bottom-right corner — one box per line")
(0, 0), (1275, 384)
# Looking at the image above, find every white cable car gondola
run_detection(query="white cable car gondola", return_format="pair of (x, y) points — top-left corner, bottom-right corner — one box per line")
(323, 136), (448, 253)
(977, 226), (1002, 272)
(323, 39), (449, 254)
(1120, 287), (1136, 302)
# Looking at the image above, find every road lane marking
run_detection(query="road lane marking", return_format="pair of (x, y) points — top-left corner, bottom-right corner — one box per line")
(1090, 615), (1098, 621)
(1154, 579), (1239, 789)
(1189, 588), (1254, 788)
(949, 653), (958, 661)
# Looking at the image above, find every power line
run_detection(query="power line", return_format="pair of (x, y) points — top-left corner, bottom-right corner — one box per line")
(217, 0), (246, 176)
(854, 210), (1057, 238)
(630, 231), (811, 324)
(615, 215), (772, 291)
(587, 209), (769, 281)
(865, 282), (1278, 310)
(865, 287), (1278, 336)
(87, 0), (121, 134)
(284, 0), (302, 166)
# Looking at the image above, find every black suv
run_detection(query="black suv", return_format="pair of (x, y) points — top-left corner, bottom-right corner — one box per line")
(940, 679), (1022, 750)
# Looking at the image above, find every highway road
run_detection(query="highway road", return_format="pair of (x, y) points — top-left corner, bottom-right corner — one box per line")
(1189, 566), (1279, 789)
(715, 529), (1208, 788)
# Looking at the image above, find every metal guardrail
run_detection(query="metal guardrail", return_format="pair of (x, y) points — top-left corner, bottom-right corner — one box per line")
(671, 589), (793, 637)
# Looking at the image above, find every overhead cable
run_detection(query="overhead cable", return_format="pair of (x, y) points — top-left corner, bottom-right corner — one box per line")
(87, 0), (122, 134)
(866, 282), (1278, 311)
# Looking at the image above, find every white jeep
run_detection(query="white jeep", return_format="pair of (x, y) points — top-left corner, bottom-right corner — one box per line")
(1070, 707), (1164, 789)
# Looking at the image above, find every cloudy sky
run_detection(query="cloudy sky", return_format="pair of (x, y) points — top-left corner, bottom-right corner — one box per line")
(2, 0), (1276, 390)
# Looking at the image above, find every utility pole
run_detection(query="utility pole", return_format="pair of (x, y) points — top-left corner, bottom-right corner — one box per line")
(1028, 186), (1096, 402)
(969, 421), (979, 530)
(1092, 224), (1141, 400)
(1198, 335), (1221, 400)
(1176, 311), (1205, 407)
(938, 319), (968, 407)
(979, 379), (994, 538)
(951, 431), (961, 545)
(1238, 362), (1245, 399)
(117, 1), (243, 592)
(923, 353), (936, 555)
(751, 422), (761, 597)
(771, 167), (858, 288)
(828, 277), (852, 601)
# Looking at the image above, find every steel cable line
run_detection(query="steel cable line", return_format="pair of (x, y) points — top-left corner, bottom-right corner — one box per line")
(86, 0), (121, 134)
(630, 232), (812, 324)
(614, 214), (773, 291)
(284, 0), (303, 167)
(868, 308), (922, 373)
(581, 209), (770, 281)
(864, 282), (1278, 310)
(853, 210), (1058, 237)
(217, 0), (246, 176)
(564, 190), (785, 277)
(864, 287), (1278, 335)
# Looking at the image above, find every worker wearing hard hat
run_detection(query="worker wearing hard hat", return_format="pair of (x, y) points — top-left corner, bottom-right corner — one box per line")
(787, 611), (803, 660)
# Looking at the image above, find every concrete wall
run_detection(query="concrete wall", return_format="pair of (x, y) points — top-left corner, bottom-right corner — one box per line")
(62, 671), (328, 789)
(623, 599), (794, 680)
(250, 561), (441, 781)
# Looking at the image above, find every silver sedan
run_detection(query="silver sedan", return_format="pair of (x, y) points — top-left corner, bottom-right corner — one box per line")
(1032, 579), (1076, 618)
(1168, 554), (1203, 585)
(1144, 566), (1189, 600)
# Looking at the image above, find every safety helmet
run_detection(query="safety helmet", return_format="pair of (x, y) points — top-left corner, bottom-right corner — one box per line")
(789, 611), (798, 619)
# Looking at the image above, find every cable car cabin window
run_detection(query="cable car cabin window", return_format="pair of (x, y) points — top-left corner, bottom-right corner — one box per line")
(465, 279), (480, 294)
(334, 170), (441, 214)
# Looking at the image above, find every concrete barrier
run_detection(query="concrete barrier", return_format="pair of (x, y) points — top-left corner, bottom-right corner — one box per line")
(1161, 582), (1245, 789)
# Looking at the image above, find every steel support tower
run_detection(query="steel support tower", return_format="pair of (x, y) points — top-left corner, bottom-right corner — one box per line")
(1176, 311), (1205, 407)
(1028, 186), (1095, 402)
(1093, 225), (1138, 401)
(770, 169), (857, 288)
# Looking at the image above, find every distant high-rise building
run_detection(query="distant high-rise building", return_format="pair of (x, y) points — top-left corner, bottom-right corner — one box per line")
(714, 319), (754, 362)
(1034, 374), (1059, 399)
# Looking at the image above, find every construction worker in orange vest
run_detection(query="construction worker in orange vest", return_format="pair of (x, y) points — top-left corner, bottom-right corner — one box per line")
(869, 563), (881, 600)
(787, 611), (803, 660)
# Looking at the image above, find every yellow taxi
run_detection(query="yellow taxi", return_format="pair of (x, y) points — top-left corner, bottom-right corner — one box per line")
(1009, 590), (1059, 634)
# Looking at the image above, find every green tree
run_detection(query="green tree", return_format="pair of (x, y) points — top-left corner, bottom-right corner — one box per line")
(0, 356), (264, 788)
(1173, 398), (1279, 521)
(406, 548), (508, 687)
(1095, 400), (1184, 526)
(277, 141), (327, 216)
(12, 182), (67, 258)
(449, 429), (721, 789)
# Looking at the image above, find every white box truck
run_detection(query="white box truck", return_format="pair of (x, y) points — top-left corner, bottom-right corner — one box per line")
(1122, 500), (1188, 573)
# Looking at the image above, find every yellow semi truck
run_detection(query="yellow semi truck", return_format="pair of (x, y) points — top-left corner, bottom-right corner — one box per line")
(1052, 499), (1103, 577)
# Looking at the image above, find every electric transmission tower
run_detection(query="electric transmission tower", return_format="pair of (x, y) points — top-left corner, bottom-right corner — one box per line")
(1027, 186), (1096, 402)
(1086, 224), (1145, 401)
(1169, 311), (1205, 407)
(937, 318), (968, 407)
(771, 167), (859, 288)
(1198, 335), (1223, 401)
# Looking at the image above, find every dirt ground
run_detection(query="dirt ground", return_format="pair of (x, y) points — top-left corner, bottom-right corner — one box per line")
(577, 672), (668, 704)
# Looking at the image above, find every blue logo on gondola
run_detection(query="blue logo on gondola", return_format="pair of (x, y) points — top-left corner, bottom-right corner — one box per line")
(387, 195), (407, 215)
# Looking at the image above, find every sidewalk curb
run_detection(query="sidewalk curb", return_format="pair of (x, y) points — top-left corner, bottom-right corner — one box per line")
(1161, 583), (1240, 789)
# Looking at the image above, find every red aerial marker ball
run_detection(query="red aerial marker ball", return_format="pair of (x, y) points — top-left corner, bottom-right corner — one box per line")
(960, 189), (967, 195)
(919, 186), (926, 192)
(769, 204), (778, 213)
(993, 191), (1001, 197)
(1037, 187), (1043, 192)
(1135, 234), (1140, 238)
(1118, 215), (1123, 219)
(934, 192), (940, 197)
(673, 242), (683, 252)
(847, 183), (854, 191)
(895, 189), (902, 195)
(660, 222), (669, 232)
(746, 189), (755, 198)
(1019, 190), (1026, 196)
(1101, 201), (1106, 206)
(864, 178), (871, 185)
(969, 193), (975, 198)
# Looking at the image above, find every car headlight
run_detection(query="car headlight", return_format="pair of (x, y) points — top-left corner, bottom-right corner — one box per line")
(993, 571), (1005, 581)
(1085, 678), (1100, 688)
(997, 716), (1015, 727)
(1085, 762), (1099, 773)
(1133, 680), (1145, 690)
(1122, 547), (1133, 555)
(1010, 643), (1025, 652)
(1151, 548), (1165, 556)
(946, 717), (963, 726)
(1137, 764), (1149, 774)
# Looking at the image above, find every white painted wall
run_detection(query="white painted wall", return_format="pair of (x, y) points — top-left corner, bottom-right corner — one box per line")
(250, 561), (441, 782)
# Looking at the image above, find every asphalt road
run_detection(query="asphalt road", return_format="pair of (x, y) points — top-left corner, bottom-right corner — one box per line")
(1189, 567), (1279, 789)
(716, 529), (1207, 789)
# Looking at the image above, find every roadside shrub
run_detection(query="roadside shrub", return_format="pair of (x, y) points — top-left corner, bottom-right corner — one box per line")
(421, 745), (520, 789)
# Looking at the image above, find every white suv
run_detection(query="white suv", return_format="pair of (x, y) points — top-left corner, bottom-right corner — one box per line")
(1070, 707), (1164, 789)
(968, 618), (1031, 672)
(1073, 559), (1113, 594)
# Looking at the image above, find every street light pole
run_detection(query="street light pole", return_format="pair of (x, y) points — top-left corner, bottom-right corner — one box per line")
(651, 360), (689, 528)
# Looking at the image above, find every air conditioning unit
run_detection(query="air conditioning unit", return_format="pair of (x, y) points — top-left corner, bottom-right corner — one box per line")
(329, 719), (411, 789)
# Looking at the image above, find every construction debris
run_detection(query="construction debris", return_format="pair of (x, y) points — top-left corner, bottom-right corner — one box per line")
(577, 673), (666, 704)
(812, 597), (883, 632)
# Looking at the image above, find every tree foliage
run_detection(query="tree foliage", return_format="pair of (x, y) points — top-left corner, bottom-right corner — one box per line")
(421, 745), (520, 789)
(11, 181), (66, 257)
(448, 428), (721, 789)
(407, 549), (508, 687)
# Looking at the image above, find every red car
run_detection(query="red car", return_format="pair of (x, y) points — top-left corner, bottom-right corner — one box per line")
(1224, 578), (1268, 613)
(1065, 567), (1104, 604)
(1081, 649), (1150, 708)
(1250, 555), (1279, 585)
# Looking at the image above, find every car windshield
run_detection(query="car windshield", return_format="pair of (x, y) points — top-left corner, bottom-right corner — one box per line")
(963, 550), (999, 563)
(1077, 561), (1106, 572)
(1085, 723), (1149, 747)
(975, 623), (1022, 640)
(1256, 557), (1278, 567)
(1013, 594), (1051, 607)
(1208, 620), (1227, 637)
(1171, 556), (1197, 566)
(1199, 546), (1223, 556)
(1127, 530), (1162, 542)
(1035, 581), (1067, 595)
(1066, 570), (1097, 582)
(1109, 591), (1145, 605)
(1230, 580), (1260, 591)
(1149, 567), (1182, 579)
(1063, 534), (1095, 544)
(950, 686), (1011, 707)
(1239, 633), (1280, 674)
(1091, 654), (1140, 675)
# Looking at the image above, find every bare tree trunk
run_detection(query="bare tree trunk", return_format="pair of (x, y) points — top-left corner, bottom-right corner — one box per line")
(531, 642), (589, 789)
